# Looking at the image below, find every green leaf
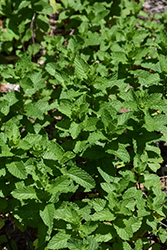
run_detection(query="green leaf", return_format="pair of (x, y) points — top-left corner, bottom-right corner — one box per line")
(0, 144), (13, 157)
(83, 117), (99, 131)
(73, 140), (87, 154)
(111, 51), (127, 65)
(7, 123), (20, 147)
(0, 168), (6, 177)
(37, 221), (48, 248)
(159, 54), (167, 73)
(54, 100), (72, 118)
(141, 61), (161, 73)
(17, 139), (31, 150)
(101, 182), (118, 193)
(49, 0), (57, 14)
(69, 122), (82, 139)
(117, 111), (133, 126)
(146, 215), (157, 230)
(25, 100), (49, 120)
(94, 232), (112, 243)
(147, 162), (161, 172)
(54, 203), (81, 224)
(0, 99), (10, 116)
(92, 208), (115, 221)
(113, 218), (133, 241)
(43, 141), (64, 161)
(74, 55), (89, 80)
(89, 198), (107, 212)
(11, 186), (37, 200)
(137, 208), (150, 217)
(47, 65), (68, 88)
(142, 173), (161, 190)
(134, 238), (143, 250)
(133, 154), (147, 174)
(158, 227), (167, 244)
(60, 151), (76, 164)
(79, 221), (98, 238)
(40, 204), (55, 234)
(97, 159), (116, 183)
(152, 187), (166, 208)
(122, 187), (137, 199)
(129, 217), (142, 233)
(6, 161), (27, 179)
(92, 10), (110, 24)
(20, 77), (35, 95)
(139, 72), (160, 86)
(82, 145), (105, 159)
(83, 236), (98, 250)
(67, 238), (85, 250)
(15, 201), (42, 227)
(132, 30), (148, 45)
(123, 242), (132, 250)
(45, 62), (58, 76)
(0, 217), (4, 230)
(0, 198), (7, 212)
(113, 241), (131, 250)
(28, 43), (40, 55)
(85, 31), (101, 46)
(16, 1), (31, 10)
(22, 133), (42, 145)
(47, 176), (71, 194)
(33, 0), (53, 15)
(107, 143), (130, 163)
(88, 131), (108, 145)
(67, 165), (95, 191)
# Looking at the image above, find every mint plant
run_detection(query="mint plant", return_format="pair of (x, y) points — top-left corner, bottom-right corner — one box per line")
(0, 0), (55, 60)
(0, 0), (167, 249)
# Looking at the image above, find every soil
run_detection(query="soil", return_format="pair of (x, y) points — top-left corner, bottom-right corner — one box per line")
(143, 0), (167, 15)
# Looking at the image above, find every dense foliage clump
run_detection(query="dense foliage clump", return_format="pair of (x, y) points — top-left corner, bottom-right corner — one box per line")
(0, 0), (167, 249)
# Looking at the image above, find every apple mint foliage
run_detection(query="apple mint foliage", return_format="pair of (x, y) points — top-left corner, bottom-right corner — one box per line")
(0, 0), (167, 249)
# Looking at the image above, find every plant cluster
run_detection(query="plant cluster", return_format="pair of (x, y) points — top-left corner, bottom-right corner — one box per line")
(0, 0), (167, 249)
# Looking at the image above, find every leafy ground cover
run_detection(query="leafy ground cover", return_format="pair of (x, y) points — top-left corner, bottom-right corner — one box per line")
(0, 0), (167, 249)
